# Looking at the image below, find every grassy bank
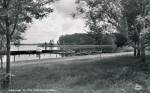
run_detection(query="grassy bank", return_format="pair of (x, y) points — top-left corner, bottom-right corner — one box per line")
(1, 54), (150, 93)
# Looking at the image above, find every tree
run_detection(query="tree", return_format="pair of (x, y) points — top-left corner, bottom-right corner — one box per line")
(49, 39), (54, 45)
(74, 0), (122, 46)
(58, 33), (95, 45)
(121, 0), (150, 62)
(74, 0), (150, 63)
(114, 33), (127, 47)
(137, 14), (150, 62)
(0, 0), (57, 85)
(120, 0), (142, 57)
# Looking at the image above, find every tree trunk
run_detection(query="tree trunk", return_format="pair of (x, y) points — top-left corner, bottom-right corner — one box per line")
(6, 18), (11, 85)
(134, 48), (136, 56)
(0, 41), (3, 69)
(0, 55), (3, 69)
(137, 49), (141, 57)
(134, 42), (137, 56)
(18, 46), (20, 57)
(140, 36), (146, 62)
(137, 40), (141, 57)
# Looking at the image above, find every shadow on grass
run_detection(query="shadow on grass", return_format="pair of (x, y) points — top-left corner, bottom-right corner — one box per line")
(65, 56), (139, 88)
(2, 54), (150, 92)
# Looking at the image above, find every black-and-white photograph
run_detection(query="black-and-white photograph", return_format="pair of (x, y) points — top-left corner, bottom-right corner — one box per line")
(0, 0), (150, 93)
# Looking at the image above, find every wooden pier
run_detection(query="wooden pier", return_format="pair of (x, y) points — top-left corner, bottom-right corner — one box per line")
(10, 50), (60, 55)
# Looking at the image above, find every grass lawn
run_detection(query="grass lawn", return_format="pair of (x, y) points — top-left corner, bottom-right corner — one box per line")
(1, 54), (150, 93)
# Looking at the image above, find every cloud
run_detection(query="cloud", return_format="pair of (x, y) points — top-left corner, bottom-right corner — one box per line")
(22, 0), (86, 44)
(52, 0), (77, 17)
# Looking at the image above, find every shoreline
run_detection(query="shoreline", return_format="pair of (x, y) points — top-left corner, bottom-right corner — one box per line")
(2, 52), (133, 67)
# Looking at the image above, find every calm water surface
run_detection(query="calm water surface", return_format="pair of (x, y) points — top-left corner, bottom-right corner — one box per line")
(11, 45), (59, 51)
(3, 53), (61, 62)
(2, 45), (61, 62)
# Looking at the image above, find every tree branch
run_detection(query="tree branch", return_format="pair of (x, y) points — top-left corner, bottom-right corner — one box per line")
(134, 22), (140, 36)
(10, 15), (18, 37)
(124, 17), (141, 50)
(10, 21), (17, 37)
(0, 22), (6, 35)
(6, 0), (11, 6)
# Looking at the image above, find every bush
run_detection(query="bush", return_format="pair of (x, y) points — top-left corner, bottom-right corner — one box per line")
(95, 45), (117, 53)
(116, 46), (134, 52)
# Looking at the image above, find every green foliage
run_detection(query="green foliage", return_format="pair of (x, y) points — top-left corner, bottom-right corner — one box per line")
(74, 0), (122, 46)
(0, 0), (57, 46)
(58, 33), (115, 45)
(49, 39), (54, 45)
(121, 0), (145, 43)
(97, 45), (116, 53)
(121, 0), (150, 42)
(0, 0), (56, 37)
(121, 0), (150, 62)
(0, 0), (58, 85)
(145, 33), (150, 44)
(0, 35), (6, 50)
(114, 33), (127, 47)
(102, 34), (115, 45)
(58, 33), (94, 45)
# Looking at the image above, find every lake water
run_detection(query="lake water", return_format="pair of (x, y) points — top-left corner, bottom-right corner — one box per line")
(2, 45), (61, 62)
(2, 53), (61, 62)
(2, 45), (105, 62)
(11, 45), (59, 51)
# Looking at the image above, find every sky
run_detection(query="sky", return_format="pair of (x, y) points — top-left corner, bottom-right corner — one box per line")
(22, 0), (86, 44)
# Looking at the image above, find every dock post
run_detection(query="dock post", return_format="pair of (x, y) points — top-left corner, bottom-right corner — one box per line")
(100, 52), (101, 58)
(14, 55), (15, 62)
(49, 48), (51, 56)
(100, 50), (102, 58)
(39, 53), (41, 59)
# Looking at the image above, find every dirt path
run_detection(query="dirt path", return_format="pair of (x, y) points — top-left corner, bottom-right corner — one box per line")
(3, 52), (133, 67)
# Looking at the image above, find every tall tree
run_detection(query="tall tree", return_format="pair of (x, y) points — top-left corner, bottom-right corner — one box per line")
(0, 0), (57, 85)
(121, 0), (142, 57)
(74, 0), (122, 46)
(121, 0), (150, 62)
(74, 0), (150, 63)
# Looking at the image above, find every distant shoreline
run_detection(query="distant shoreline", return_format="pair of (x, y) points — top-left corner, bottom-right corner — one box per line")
(11, 44), (38, 46)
